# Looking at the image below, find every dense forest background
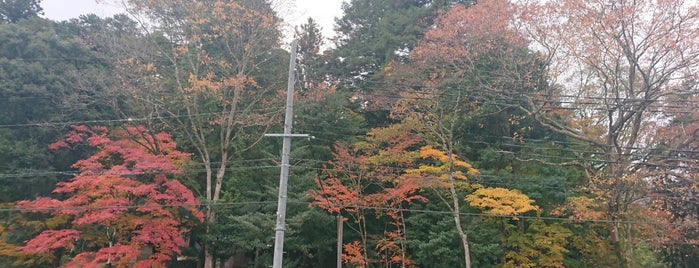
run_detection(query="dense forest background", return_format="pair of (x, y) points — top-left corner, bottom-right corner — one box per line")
(1, 0), (698, 267)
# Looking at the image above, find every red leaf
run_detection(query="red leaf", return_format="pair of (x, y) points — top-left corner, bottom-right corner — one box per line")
(19, 229), (80, 253)
(19, 126), (204, 266)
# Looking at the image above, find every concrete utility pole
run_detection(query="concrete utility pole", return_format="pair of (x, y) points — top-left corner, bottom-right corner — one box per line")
(267, 41), (308, 268)
(337, 214), (343, 268)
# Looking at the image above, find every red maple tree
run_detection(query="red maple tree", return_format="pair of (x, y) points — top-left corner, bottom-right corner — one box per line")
(16, 125), (204, 267)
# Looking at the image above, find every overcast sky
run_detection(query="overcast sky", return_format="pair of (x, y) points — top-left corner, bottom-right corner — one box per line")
(41, 0), (344, 40)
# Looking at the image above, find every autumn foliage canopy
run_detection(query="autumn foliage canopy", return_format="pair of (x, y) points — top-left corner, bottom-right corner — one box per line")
(16, 125), (203, 267)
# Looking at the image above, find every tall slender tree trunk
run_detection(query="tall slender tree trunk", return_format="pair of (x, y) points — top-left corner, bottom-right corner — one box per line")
(399, 208), (408, 268)
(436, 94), (472, 268)
(447, 158), (471, 268)
(204, 208), (216, 268)
(432, 126), (472, 268)
(204, 161), (215, 268)
(360, 209), (370, 267)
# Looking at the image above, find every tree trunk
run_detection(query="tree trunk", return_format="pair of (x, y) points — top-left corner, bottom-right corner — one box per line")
(204, 162), (215, 268)
(204, 249), (214, 268)
(204, 208), (217, 268)
(202, 139), (229, 268)
(360, 209), (370, 267)
(439, 102), (472, 268)
(437, 125), (472, 268)
(400, 209), (408, 268)
(449, 173), (471, 268)
(611, 225), (628, 268)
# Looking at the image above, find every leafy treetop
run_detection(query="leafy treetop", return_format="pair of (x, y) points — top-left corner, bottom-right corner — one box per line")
(17, 125), (203, 267)
(465, 187), (540, 220)
(0, 0), (42, 23)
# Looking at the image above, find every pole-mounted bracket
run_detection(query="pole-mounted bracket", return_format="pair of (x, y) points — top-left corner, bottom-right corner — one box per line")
(264, 133), (310, 138)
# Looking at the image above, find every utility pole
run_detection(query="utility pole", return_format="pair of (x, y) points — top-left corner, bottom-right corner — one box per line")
(337, 214), (343, 268)
(267, 40), (308, 268)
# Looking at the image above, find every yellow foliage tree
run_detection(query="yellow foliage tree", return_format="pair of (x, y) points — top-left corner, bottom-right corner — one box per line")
(403, 143), (480, 268)
(466, 188), (572, 267)
(503, 220), (572, 268)
(406, 145), (478, 181)
(465, 187), (540, 220)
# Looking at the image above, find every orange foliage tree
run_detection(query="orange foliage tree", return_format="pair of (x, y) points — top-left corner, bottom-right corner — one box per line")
(15, 125), (203, 267)
(515, 0), (699, 265)
(641, 94), (699, 264)
(117, 1), (284, 266)
(310, 123), (428, 268)
(384, 2), (542, 266)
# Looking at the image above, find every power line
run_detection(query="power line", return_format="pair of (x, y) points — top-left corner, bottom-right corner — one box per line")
(0, 164), (692, 224)
(358, 90), (698, 115)
(0, 158), (280, 178)
(299, 121), (699, 155)
(353, 80), (699, 106)
(296, 127), (699, 166)
(0, 201), (275, 213)
(4, 126), (699, 180)
(0, 159), (573, 194)
(2, 156), (695, 204)
(2, 80), (697, 129)
(0, 199), (676, 226)
(0, 107), (284, 128)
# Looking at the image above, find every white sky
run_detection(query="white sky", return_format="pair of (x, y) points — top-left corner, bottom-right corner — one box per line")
(41, 0), (344, 40)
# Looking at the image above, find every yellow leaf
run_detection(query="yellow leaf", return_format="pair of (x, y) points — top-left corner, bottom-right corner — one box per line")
(465, 187), (539, 219)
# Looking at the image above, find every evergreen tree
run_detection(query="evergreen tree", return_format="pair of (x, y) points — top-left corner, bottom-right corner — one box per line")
(0, 17), (116, 202)
(0, 0), (42, 23)
(327, 0), (471, 83)
(294, 17), (324, 90)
